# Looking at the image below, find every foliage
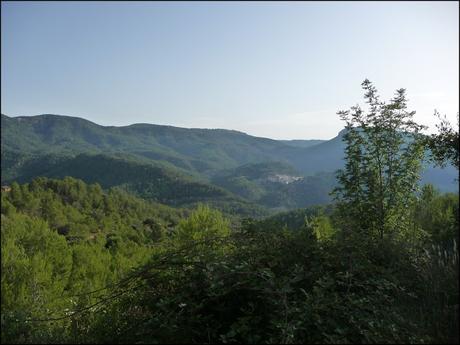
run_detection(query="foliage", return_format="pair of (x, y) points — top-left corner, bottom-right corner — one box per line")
(426, 110), (459, 170)
(2, 152), (268, 218)
(0, 177), (182, 343)
(412, 184), (459, 247)
(81, 215), (457, 344)
(1, 169), (458, 344)
(332, 79), (426, 239)
(1, 83), (458, 344)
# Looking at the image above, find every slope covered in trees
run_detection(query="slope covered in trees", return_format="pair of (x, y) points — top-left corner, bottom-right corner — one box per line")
(1, 81), (458, 344)
(1, 177), (184, 342)
(1, 152), (268, 218)
(2, 177), (457, 344)
(2, 113), (457, 194)
(2, 113), (457, 213)
(212, 162), (336, 210)
(2, 149), (335, 213)
(1, 113), (301, 175)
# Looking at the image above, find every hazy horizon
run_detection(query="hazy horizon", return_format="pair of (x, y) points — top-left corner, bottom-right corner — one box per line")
(2, 1), (458, 140)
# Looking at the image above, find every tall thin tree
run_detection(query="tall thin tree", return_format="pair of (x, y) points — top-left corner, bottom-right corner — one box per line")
(332, 80), (426, 239)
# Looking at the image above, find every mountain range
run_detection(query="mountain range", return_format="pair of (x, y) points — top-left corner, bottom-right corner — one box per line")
(1, 114), (457, 214)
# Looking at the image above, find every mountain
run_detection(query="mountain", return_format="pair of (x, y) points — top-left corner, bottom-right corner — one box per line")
(1, 114), (457, 211)
(0, 150), (267, 218)
(1, 114), (343, 177)
(1, 114), (297, 176)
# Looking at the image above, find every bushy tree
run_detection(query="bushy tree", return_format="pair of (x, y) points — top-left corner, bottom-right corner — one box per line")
(174, 204), (230, 245)
(412, 184), (459, 246)
(332, 79), (426, 240)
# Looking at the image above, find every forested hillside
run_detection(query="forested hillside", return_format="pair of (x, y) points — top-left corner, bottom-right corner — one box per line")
(1, 113), (300, 174)
(2, 113), (458, 215)
(2, 178), (458, 343)
(3, 0), (459, 341)
(2, 113), (458, 196)
(2, 81), (459, 344)
(212, 162), (336, 209)
(0, 152), (267, 218)
(1, 177), (182, 341)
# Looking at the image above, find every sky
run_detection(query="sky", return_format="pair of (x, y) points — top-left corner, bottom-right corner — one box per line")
(1, 1), (458, 140)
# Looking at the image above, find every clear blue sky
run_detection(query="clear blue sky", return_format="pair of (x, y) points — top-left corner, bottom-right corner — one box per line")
(1, 1), (458, 139)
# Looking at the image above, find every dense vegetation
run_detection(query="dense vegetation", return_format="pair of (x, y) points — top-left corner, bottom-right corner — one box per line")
(1, 177), (458, 343)
(1, 81), (458, 344)
(1, 113), (317, 175)
(2, 112), (458, 208)
(212, 162), (337, 209)
(1, 152), (266, 218)
(1, 177), (184, 342)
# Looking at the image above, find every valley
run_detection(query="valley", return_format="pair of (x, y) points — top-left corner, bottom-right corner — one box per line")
(2, 114), (457, 215)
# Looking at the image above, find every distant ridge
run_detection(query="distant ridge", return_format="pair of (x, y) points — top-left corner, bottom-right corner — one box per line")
(3, 113), (280, 140)
(1, 113), (338, 176)
(2, 114), (457, 212)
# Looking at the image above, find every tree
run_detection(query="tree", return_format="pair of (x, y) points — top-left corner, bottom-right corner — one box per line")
(332, 79), (426, 240)
(427, 110), (459, 170)
(174, 204), (230, 245)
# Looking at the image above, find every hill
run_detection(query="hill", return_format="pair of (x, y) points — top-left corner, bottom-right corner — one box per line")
(2, 114), (457, 211)
(0, 114), (355, 178)
(1, 151), (267, 218)
(1, 114), (296, 175)
(212, 162), (336, 210)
